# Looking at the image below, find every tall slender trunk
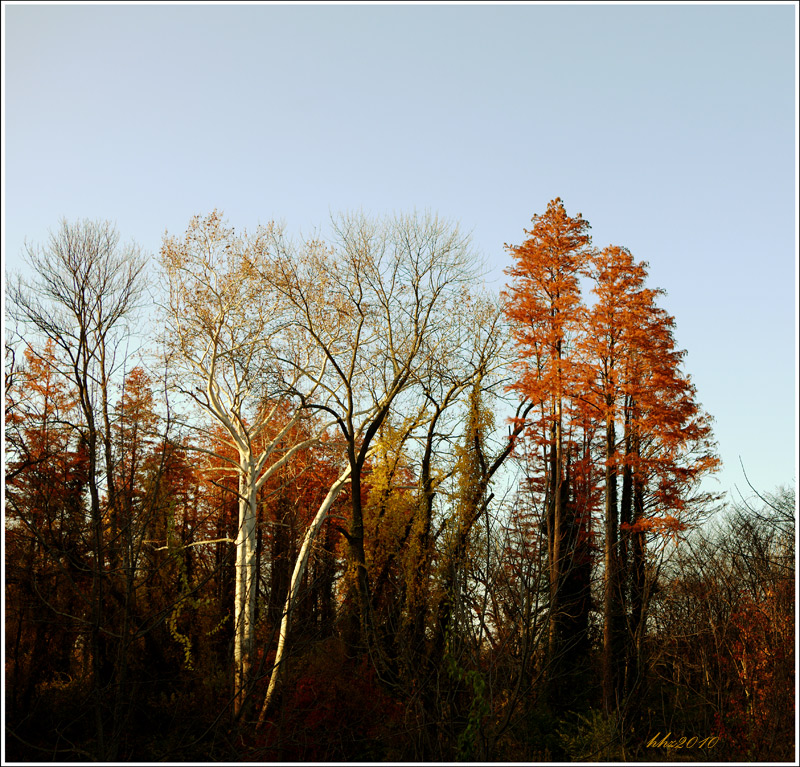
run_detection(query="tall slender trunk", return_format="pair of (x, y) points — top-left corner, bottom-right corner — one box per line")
(403, 410), (439, 660)
(99, 341), (118, 571)
(547, 395), (564, 702)
(75, 346), (108, 759)
(629, 447), (647, 700)
(233, 458), (258, 715)
(346, 459), (374, 653)
(98, 340), (126, 760)
(620, 398), (634, 696)
(258, 467), (352, 724)
(602, 414), (619, 714)
(619, 400), (633, 582)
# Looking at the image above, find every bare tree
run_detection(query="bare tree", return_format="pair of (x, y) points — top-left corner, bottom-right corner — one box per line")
(648, 486), (795, 760)
(7, 218), (146, 760)
(258, 287), (509, 726)
(263, 211), (479, 659)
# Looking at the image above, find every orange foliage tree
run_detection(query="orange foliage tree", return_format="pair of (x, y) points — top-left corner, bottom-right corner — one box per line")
(502, 197), (594, 707)
(503, 200), (719, 718)
(5, 342), (90, 723)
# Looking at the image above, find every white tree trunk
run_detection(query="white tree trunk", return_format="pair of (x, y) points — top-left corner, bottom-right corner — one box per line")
(233, 459), (258, 714)
(257, 466), (352, 726)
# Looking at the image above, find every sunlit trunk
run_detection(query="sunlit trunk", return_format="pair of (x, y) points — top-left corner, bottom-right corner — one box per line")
(233, 457), (258, 716)
(258, 466), (352, 723)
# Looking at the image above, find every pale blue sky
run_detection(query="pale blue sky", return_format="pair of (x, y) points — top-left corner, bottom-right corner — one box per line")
(3, 2), (797, 502)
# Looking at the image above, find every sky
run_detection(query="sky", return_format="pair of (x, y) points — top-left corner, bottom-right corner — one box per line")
(2, 1), (797, 505)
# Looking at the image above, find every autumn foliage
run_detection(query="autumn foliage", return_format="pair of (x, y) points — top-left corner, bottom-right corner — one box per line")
(4, 209), (794, 762)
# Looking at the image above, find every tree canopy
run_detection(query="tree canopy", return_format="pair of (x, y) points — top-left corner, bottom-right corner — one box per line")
(4, 207), (793, 763)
